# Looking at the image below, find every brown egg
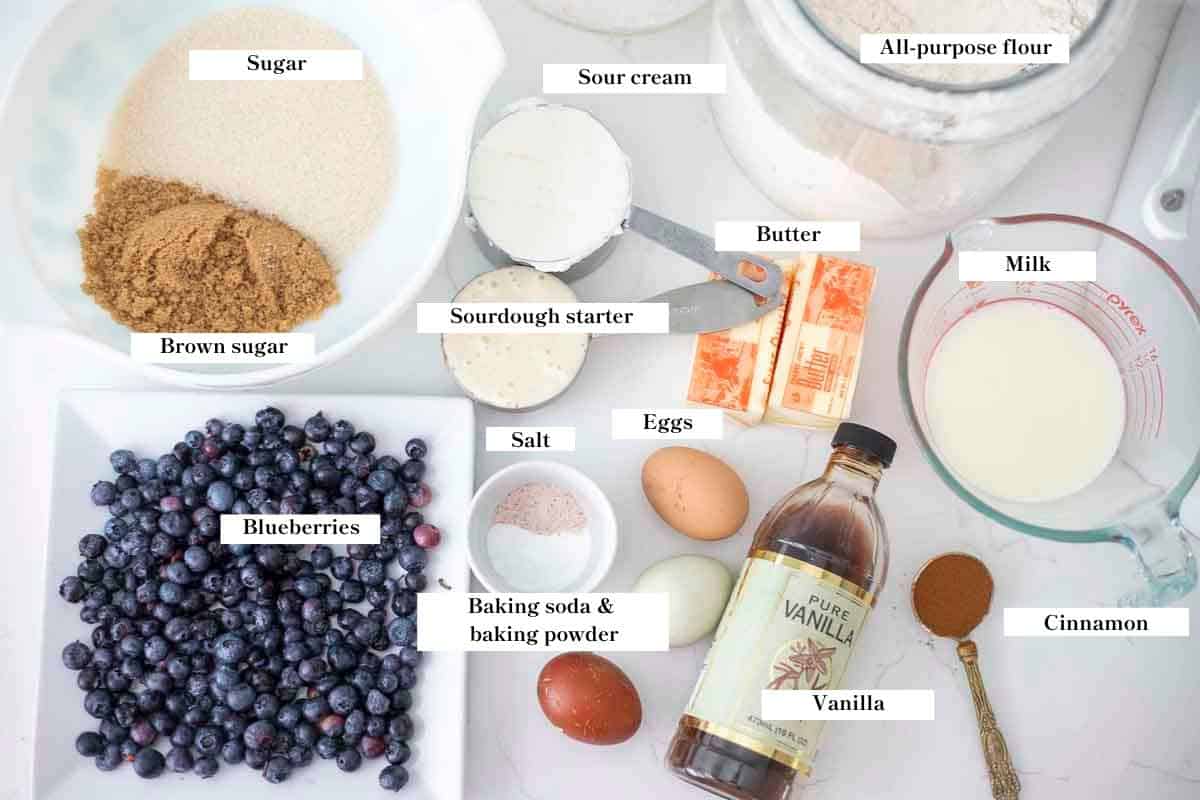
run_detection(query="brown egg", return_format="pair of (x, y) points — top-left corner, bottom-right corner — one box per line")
(641, 446), (749, 540)
(537, 652), (642, 745)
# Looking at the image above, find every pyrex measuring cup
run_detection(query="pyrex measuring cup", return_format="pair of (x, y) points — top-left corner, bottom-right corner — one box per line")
(899, 214), (1200, 606)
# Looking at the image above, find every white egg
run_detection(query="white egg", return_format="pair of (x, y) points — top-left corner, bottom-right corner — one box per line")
(633, 555), (733, 647)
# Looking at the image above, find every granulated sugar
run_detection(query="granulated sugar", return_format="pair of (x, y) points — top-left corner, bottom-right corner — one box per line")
(104, 7), (394, 264)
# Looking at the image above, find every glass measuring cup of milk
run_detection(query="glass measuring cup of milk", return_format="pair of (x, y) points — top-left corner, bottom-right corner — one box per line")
(899, 214), (1200, 606)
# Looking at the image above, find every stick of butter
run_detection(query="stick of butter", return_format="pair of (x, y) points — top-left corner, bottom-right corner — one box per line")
(686, 260), (797, 426)
(765, 254), (876, 428)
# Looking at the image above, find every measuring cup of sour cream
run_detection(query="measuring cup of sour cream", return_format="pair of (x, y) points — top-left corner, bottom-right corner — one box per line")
(442, 266), (590, 411)
(465, 100), (633, 282)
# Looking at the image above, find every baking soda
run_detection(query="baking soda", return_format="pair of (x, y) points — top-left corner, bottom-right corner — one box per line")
(104, 7), (394, 264)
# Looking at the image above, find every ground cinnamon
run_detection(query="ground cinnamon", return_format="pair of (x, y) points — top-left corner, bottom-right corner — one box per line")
(911, 553), (994, 639)
(79, 169), (339, 332)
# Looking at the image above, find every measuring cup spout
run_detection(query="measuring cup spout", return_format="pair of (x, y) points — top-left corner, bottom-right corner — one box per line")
(1115, 503), (1198, 607)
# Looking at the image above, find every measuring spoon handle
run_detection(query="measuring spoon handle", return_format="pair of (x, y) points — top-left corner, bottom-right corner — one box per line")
(957, 640), (1021, 800)
(625, 206), (781, 300)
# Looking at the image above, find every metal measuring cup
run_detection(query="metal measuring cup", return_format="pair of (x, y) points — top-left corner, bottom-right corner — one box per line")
(464, 100), (780, 292)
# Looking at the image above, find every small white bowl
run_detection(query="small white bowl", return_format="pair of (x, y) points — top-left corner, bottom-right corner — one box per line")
(466, 461), (618, 593)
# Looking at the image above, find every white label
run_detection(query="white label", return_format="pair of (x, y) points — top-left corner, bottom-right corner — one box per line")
(860, 34), (1070, 66)
(761, 690), (935, 721)
(611, 409), (724, 440)
(417, 302), (668, 334)
(714, 221), (861, 253)
(958, 251), (1097, 281)
(485, 427), (577, 452)
(189, 50), (363, 81)
(543, 63), (726, 94)
(1003, 608), (1189, 637)
(416, 593), (670, 652)
(220, 515), (380, 544)
(130, 333), (316, 364)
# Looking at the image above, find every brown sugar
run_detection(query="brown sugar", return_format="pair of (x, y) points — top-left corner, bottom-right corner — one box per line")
(79, 169), (339, 332)
(911, 553), (994, 639)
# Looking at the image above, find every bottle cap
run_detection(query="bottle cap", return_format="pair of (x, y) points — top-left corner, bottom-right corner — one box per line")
(832, 423), (897, 468)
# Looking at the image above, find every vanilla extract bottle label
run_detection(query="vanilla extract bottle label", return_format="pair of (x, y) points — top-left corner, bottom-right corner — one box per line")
(681, 550), (873, 773)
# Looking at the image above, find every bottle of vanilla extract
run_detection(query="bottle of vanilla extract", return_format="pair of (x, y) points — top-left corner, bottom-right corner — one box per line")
(667, 423), (895, 800)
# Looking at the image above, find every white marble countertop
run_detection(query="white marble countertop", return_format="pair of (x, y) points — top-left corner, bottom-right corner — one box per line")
(2, 1), (1198, 799)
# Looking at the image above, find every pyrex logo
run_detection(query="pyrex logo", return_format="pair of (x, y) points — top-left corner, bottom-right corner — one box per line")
(1107, 293), (1146, 336)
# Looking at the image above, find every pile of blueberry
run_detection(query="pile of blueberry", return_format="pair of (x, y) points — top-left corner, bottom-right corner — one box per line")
(58, 407), (441, 791)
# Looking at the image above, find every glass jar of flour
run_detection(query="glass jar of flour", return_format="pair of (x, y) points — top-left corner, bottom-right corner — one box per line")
(712, 0), (1136, 238)
(526, 0), (710, 34)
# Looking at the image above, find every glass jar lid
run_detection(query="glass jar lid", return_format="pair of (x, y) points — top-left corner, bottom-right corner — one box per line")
(792, 0), (1114, 93)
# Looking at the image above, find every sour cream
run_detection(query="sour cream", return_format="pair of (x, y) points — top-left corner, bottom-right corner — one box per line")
(442, 267), (590, 410)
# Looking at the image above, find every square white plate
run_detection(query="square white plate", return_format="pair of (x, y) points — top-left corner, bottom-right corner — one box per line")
(33, 390), (474, 800)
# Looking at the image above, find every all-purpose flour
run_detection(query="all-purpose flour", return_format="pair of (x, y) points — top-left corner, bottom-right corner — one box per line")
(803, 0), (1100, 84)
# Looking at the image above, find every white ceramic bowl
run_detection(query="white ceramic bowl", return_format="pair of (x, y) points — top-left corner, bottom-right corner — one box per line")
(466, 461), (618, 593)
(0, 0), (504, 388)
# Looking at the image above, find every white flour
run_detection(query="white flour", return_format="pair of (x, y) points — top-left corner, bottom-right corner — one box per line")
(803, 0), (1100, 84)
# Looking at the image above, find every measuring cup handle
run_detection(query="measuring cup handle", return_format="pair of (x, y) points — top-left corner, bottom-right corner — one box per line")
(1116, 503), (1199, 607)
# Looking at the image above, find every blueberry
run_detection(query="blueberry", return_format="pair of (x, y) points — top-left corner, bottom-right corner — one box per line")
(365, 689), (391, 716)
(387, 618), (417, 647)
(332, 419), (355, 442)
(166, 746), (193, 773)
(349, 432), (376, 455)
(194, 755), (220, 778)
(75, 731), (105, 757)
(194, 725), (223, 756)
(358, 735), (386, 759)
(95, 743), (123, 771)
(221, 423), (245, 445)
(90, 481), (117, 506)
(358, 559), (386, 586)
(379, 764), (409, 791)
(110, 449), (137, 474)
(328, 684), (359, 715)
(262, 755), (292, 783)
(244, 720), (276, 751)
(245, 747), (269, 770)
(215, 633), (248, 665)
(315, 736), (339, 759)
(226, 683), (256, 712)
(255, 407), (286, 432)
(400, 459), (425, 483)
(132, 747), (165, 778)
(59, 576), (86, 602)
(366, 469), (395, 493)
(221, 739), (245, 765)
(84, 688), (114, 719)
(156, 455), (183, 482)
(398, 545), (427, 573)
(388, 714), (413, 740)
(336, 747), (362, 772)
(310, 545), (333, 570)
(385, 738), (411, 765)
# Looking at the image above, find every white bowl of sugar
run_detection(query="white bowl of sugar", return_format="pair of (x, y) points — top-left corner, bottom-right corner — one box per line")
(466, 461), (619, 594)
(0, 0), (504, 388)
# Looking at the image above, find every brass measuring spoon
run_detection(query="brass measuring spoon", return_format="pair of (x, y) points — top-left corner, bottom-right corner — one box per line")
(912, 553), (1020, 800)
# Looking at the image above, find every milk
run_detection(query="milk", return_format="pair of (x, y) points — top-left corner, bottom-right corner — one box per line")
(924, 300), (1125, 503)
